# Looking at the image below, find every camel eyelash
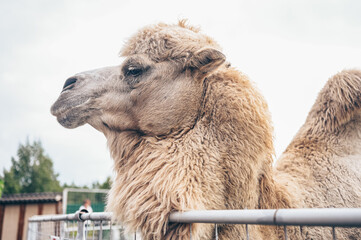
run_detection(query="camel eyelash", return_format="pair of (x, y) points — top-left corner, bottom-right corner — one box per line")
(126, 66), (144, 77)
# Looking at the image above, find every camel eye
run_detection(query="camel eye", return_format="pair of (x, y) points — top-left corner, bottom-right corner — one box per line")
(126, 67), (143, 77)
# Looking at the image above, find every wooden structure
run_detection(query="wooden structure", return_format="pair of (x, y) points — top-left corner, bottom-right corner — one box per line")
(0, 192), (62, 240)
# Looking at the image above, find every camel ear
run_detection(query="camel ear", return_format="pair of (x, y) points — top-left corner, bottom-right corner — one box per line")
(187, 48), (226, 78)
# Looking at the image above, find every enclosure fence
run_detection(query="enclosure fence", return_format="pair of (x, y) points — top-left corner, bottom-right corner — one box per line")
(62, 188), (109, 214)
(27, 208), (361, 240)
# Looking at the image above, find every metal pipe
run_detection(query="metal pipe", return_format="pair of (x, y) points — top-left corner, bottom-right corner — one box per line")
(215, 224), (218, 240)
(63, 188), (68, 214)
(99, 220), (103, 240)
(28, 212), (113, 222)
(169, 210), (276, 225)
(169, 208), (361, 227)
(246, 223), (249, 240)
(275, 208), (361, 227)
(190, 223), (192, 240)
(29, 208), (361, 227)
(284, 225), (288, 240)
(77, 220), (85, 240)
(80, 212), (113, 221)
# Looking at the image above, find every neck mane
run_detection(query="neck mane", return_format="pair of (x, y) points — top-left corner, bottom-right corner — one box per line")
(105, 67), (294, 238)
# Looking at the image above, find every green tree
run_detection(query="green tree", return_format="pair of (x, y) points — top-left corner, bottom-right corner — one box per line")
(91, 176), (112, 189)
(3, 169), (21, 194)
(2, 139), (62, 194)
(62, 182), (87, 189)
(0, 179), (4, 197)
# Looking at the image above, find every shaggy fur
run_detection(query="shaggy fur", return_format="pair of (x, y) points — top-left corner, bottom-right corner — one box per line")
(276, 70), (361, 239)
(51, 21), (361, 239)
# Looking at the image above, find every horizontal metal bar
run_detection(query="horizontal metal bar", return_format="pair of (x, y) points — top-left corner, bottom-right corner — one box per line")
(169, 208), (361, 227)
(170, 210), (276, 225)
(79, 212), (113, 221)
(275, 208), (361, 227)
(28, 212), (113, 222)
(28, 214), (78, 222)
(28, 208), (361, 227)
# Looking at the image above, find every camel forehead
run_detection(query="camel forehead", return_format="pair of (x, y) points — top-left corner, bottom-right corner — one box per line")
(120, 22), (221, 62)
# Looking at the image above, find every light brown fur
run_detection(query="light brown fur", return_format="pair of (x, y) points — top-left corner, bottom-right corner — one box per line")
(276, 69), (361, 239)
(51, 22), (361, 239)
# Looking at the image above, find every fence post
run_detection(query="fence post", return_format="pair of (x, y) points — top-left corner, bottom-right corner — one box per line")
(76, 211), (86, 240)
(77, 221), (86, 240)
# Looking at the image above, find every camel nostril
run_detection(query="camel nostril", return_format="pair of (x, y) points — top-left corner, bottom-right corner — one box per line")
(63, 77), (77, 91)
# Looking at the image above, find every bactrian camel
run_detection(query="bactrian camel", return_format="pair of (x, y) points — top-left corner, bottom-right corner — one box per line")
(51, 21), (361, 239)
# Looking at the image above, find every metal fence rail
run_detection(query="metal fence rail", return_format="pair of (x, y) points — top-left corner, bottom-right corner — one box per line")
(169, 208), (361, 226)
(27, 211), (138, 240)
(27, 208), (361, 240)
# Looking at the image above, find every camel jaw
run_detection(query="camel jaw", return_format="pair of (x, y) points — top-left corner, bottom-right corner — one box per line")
(51, 93), (94, 129)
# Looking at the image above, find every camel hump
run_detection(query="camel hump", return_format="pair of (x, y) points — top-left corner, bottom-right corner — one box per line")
(307, 69), (361, 133)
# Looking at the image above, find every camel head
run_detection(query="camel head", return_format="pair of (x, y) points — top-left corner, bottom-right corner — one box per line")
(51, 22), (226, 137)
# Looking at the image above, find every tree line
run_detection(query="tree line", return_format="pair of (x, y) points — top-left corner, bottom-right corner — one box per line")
(0, 140), (111, 197)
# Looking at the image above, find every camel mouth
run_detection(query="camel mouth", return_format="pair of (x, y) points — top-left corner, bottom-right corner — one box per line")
(50, 93), (91, 119)
(54, 112), (78, 129)
(50, 101), (91, 129)
(50, 102), (74, 128)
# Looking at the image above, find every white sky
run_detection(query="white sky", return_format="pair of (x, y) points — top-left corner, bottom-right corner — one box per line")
(1, 0), (360, 186)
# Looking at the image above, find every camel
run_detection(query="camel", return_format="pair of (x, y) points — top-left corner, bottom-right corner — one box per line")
(275, 69), (361, 239)
(51, 21), (361, 239)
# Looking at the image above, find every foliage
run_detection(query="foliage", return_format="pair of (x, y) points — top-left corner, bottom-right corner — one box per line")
(2, 139), (62, 194)
(91, 176), (112, 189)
(0, 179), (4, 197)
(62, 182), (89, 189)
(1, 138), (113, 196)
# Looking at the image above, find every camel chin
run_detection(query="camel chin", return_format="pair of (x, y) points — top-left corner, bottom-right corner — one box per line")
(51, 91), (93, 129)
(54, 108), (89, 129)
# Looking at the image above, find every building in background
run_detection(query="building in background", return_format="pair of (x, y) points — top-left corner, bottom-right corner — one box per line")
(0, 192), (62, 240)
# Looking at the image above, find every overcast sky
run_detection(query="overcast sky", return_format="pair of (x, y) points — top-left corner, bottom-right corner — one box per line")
(1, 0), (360, 186)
